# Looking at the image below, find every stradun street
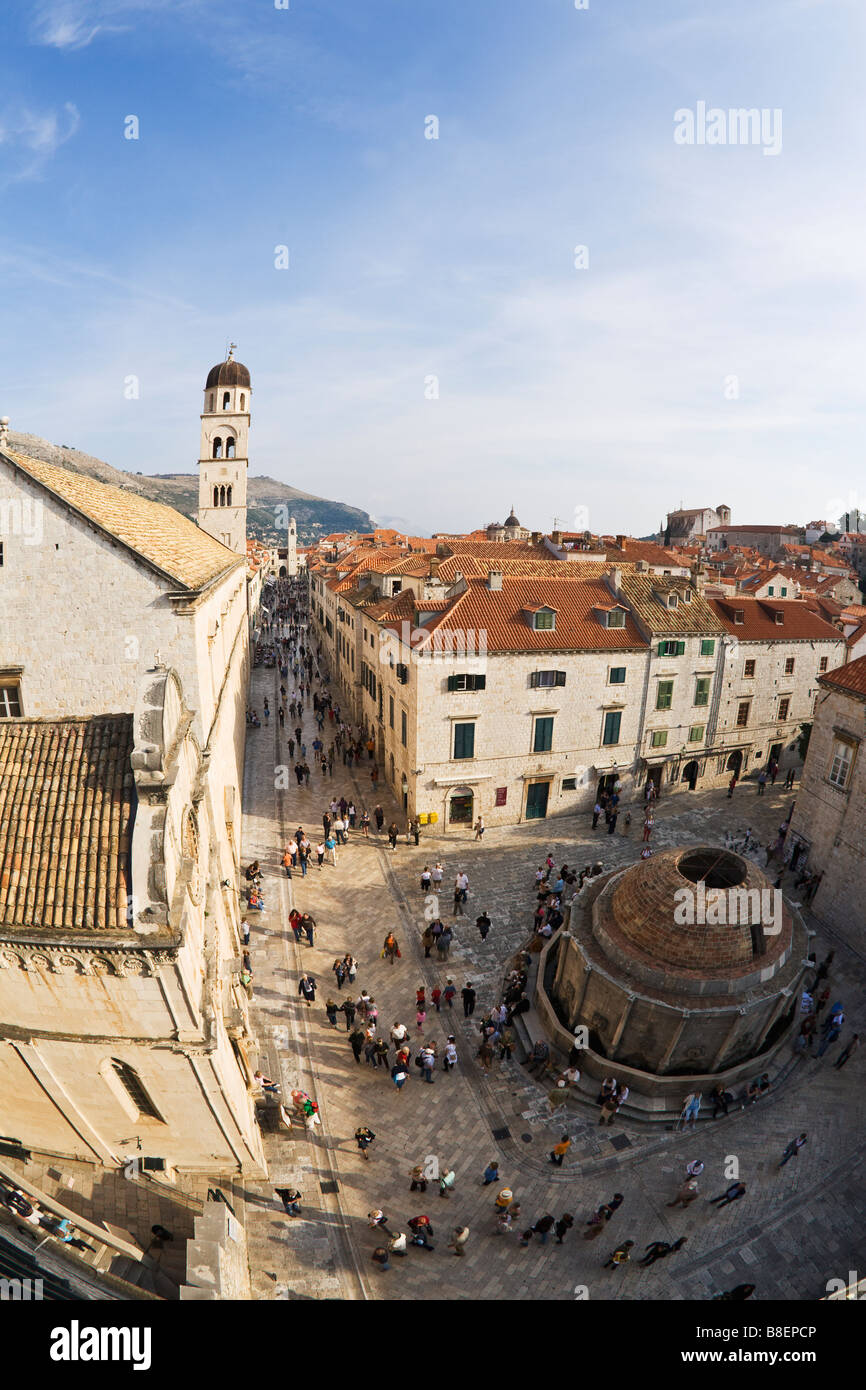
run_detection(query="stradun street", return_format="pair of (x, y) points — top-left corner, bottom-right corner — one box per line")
(238, 592), (866, 1302)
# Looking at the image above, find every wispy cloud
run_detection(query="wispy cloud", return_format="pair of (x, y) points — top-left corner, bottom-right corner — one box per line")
(0, 103), (80, 181)
(30, 0), (194, 51)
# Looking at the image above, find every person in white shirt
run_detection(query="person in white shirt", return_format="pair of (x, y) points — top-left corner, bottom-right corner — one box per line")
(443, 1037), (459, 1072)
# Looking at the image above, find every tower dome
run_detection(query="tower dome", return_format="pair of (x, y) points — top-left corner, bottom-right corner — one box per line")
(205, 357), (251, 390)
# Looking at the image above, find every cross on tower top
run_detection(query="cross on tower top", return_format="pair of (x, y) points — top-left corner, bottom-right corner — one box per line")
(227, 341), (237, 361)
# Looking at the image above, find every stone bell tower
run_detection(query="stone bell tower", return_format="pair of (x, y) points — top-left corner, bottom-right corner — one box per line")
(197, 345), (250, 556)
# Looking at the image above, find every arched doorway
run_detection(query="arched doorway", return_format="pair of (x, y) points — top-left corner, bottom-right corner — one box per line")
(726, 750), (743, 776)
(449, 787), (474, 826)
(682, 760), (699, 790)
(279, 565), (287, 578)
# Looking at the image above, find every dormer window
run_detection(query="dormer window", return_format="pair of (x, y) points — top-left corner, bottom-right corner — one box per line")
(526, 607), (556, 631)
(607, 608), (626, 628)
(668, 593), (678, 609)
(775, 611), (784, 625)
(734, 609), (744, 624)
(683, 589), (692, 602)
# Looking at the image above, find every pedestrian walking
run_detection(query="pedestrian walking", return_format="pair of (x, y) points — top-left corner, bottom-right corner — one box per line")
(482, 1161), (500, 1186)
(443, 1036), (459, 1072)
(431, 986), (442, 1012)
(549, 1134), (571, 1167)
(474, 817), (485, 841)
(439, 1169), (456, 1200)
(407, 1215), (435, 1249)
(639, 1238), (686, 1267)
(554, 1214), (574, 1244)
(834, 1033), (860, 1069)
(371, 1246), (390, 1272)
(708, 1181), (746, 1208)
(409, 1165), (428, 1194)
(476, 911), (491, 941)
(461, 983), (477, 1018)
(603, 1240), (634, 1269)
(354, 1126), (375, 1159)
(582, 1206), (611, 1240)
(348, 1027), (365, 1063)
(443, 979), (457, 1009)
(298, 973), (316, 1006)
(324, 997), (338, 1027)
(667, 1179), (699, 1209)
(448, 1226), (469, 1257)
(778, 1133), (807, 1167)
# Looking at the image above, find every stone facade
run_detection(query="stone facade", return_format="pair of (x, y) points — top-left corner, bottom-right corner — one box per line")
(786, 661), (866, 938)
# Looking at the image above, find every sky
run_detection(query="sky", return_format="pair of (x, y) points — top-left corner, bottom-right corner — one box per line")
(2, 0), (865, 536)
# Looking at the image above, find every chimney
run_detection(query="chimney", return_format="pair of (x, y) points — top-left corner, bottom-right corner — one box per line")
(487, 570), (503, 591)
(635, 559), (648, 573)
(436, 542), (449, 557)
(531, 531), (542, 545)
(429, 557), (440, 577)
(616, 534), (626, 550)
(608, 566), (622, 593)
(551, 530), (562, 546)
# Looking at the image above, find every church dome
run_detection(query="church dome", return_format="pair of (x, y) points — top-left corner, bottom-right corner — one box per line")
(504, 510), (520, 528)
(205, 358), (250, 390)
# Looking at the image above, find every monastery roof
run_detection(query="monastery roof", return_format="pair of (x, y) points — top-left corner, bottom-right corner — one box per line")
(708, 524), (802, 535)
(819, 653), (866, 700)
(387, 575), (647, 654)
(2, 449), (243, 592)
(708, 596), (844, 642)
(0, 715), (135, 936)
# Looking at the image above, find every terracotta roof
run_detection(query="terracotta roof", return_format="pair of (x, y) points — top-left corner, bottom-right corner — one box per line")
(2, 449), (242, 592)
(846, 618), (866, 650)
(819, 653), (866, 700)
(603, 539), (687, 567)
(708, 596), (845, 642)
(708, 524), (802, 535)
(617, 573), (725, 635)
(0, 716), (135, 935)
(386, 575), (647, 653)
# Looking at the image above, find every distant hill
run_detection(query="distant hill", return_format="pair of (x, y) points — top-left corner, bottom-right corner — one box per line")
(6, 431), (374, 544)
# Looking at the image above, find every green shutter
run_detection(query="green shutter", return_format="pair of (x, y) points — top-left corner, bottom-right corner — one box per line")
(676, 640), (686, 656)
(657, 641), (665, 656)
(447, 675), (457, 692)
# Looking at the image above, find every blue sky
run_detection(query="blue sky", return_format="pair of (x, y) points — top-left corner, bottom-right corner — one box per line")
(2, 0), (865, 536)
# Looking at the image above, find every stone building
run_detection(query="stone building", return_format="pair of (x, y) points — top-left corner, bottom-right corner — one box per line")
(0, 440), (264, 1176)
(484, 508), (531, 542)
(662, 503), (730, 547)
(786, 654), (866, 937)
(309, 547), (846, 828)
(707, 524), (804, 558)
(548, 846), (808, 1094)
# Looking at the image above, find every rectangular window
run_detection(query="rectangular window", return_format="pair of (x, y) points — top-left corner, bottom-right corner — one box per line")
(602, 710), (622, 746)
(396, 662), (409, 685)
(561, 777), (577, 790)
(736, 701), (750, 728)
(453, 722), (475, 760)
(700, 639), (715, 656)
(778, 697), (790, 721)
(656, 679), (674, 710)
(657, 640), (686, 657)
(447, 673), (487, 692)
(650, 730), (668, 748)
(533, 610), (555, 630)
(781, 586), (788, 597)
(744, 659), (756, 678)
(401, 710), (408, 747)
(607, 609), (626, 628)
(785, 657), (795, 675)
(530, 670), (566, 688)
(608, 667), (626, 685)
(389, 695), (394, 729)
(688, 725), (705, 743)
(767, 586), (774, 596)
(0, 684), (21, 718)
(828, 737), (856, 789)
(694, 677), (710, 707)
(819, 657), (828, 672)
(533, 716), (554, 753)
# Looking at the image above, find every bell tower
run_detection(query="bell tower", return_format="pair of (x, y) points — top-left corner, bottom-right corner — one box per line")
(198, 344), (250, 556)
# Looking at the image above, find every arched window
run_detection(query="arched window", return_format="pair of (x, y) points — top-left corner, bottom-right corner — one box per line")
(239, 393), (246, 410)
(213, 485), (219, 507)
(226, 485), (232, 506)
(226, 437), (236, 459)
(208, 393), (214, 411)
(219, 485), (226, 506)
(110, 1059), (164, 1121)
(213, 437), (223, 459)
(222, 391), (230, 410)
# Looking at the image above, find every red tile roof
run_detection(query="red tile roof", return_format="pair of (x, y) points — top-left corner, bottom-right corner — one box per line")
(819, 653), (866, 700)
(385, 575), (647, 653)
(0, 716), (135, 935)
(708, 596), (845, 642)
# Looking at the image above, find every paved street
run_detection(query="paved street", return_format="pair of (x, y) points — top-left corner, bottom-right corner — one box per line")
(241, 660), (866, 1301)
